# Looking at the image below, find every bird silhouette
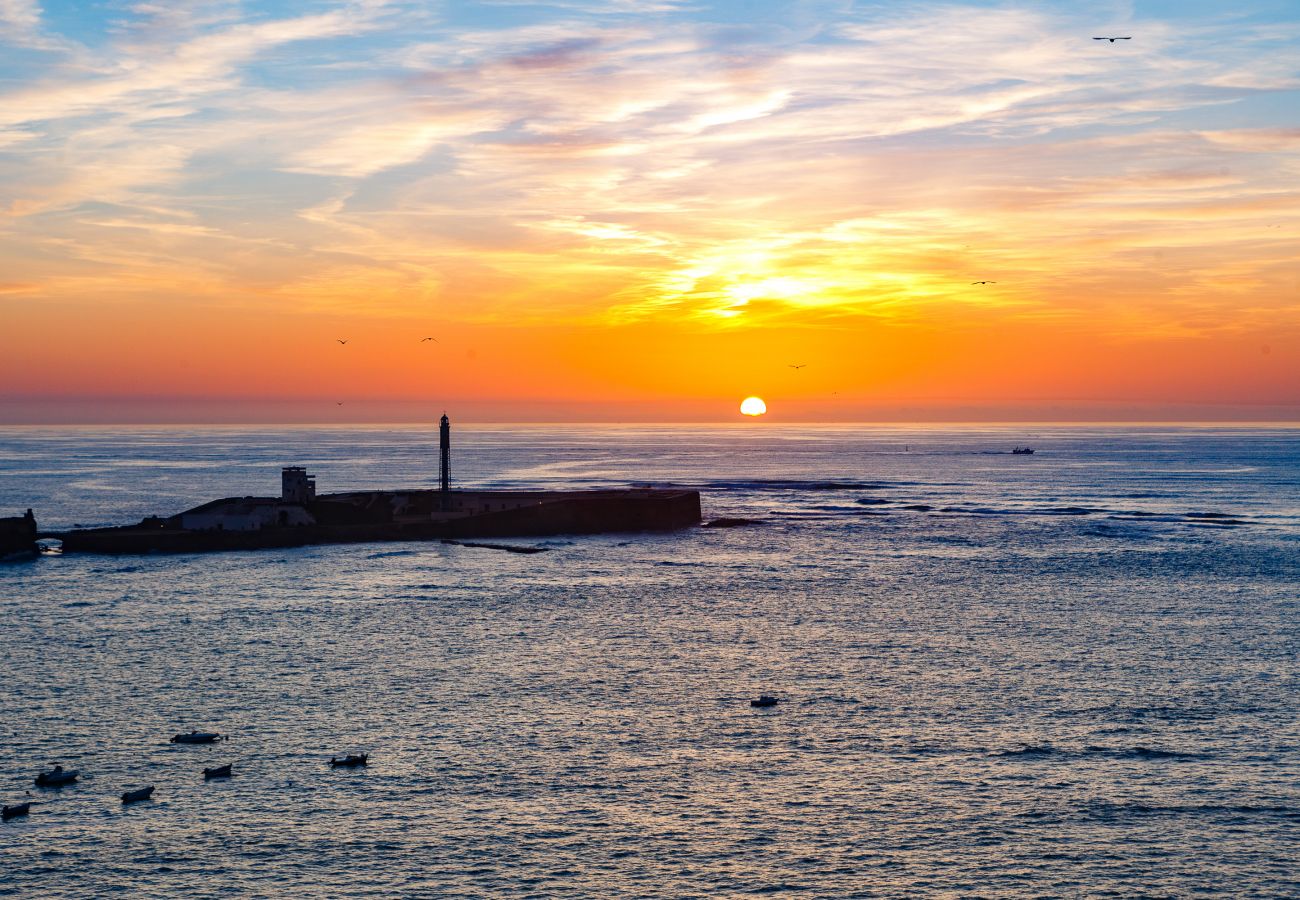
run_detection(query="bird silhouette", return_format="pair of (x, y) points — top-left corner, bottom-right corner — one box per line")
(788, 364), (807, 370)
(1093, 36), (1131, 42)
(336, 339), (348, 345)
(420, 337), (438, 343)
(336, 402), (344, 406)
(971, 281), (997, 285)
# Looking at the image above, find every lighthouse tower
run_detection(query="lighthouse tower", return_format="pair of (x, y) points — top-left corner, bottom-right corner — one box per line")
(439, 413), (451, 510)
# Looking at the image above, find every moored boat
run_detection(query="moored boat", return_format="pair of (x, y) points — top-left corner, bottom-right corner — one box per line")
(171, 731), (223, 744)
(34, 766), (78, 787)
(121, 786), (154, 805)
(2, 802), (31, 821)
(750, 695), (780, 708)
(203, 764), (233, 780)
(330, 753), (368, 768)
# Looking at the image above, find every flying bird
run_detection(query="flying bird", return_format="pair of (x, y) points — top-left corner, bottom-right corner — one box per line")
(420, 337), (438, 343)
(336, 339), (348, 345)
(788, 364), (806, 370)
(971, 281), (997, 285)
(1093, 36), (1131, 42)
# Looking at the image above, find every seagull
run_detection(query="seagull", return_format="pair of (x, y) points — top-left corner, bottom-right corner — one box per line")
(971, 281), (997, 285)
(336, 339), (348, 345)
(1093, 36), (1131, 42)
(420, 337), (438, 343)
(788, 364), (807, 370)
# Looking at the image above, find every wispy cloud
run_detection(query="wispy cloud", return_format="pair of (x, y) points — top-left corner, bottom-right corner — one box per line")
(1, 0), (1298, 339)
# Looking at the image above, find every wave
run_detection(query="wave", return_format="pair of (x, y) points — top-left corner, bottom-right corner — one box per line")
(992, 745), (1204, 760)
(1083, 745), (1205, 760)
(1085, 801), (1300, 821)
(991, 745), (1057, 757)
(937, 506), (1101, 517)
(697, 479), (931, 491)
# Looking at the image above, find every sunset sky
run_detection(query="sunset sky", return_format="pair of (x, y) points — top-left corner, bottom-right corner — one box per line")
(2, 0), (1298, 422)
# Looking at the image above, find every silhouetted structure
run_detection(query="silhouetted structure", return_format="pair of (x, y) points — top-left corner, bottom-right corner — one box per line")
(0, 509), (37, 559)
(281, 467), (316, 503)
(440, 413), (451, 511)
(47, 416), (701, 555)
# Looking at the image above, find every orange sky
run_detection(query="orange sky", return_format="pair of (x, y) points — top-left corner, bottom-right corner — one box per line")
(2, 2), (1298, 422)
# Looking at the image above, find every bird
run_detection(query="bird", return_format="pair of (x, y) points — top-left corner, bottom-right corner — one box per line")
(788, 364), (807, 370)
(971, 281), (997, 285)
(336, 402), (344, 406)
(336, 339), (348, 345)
(420, 337), (438, 343)
(1093, 36), (1131, 42)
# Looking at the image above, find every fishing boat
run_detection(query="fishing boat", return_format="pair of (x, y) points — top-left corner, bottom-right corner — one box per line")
(121, 786), (154, 805)
(330, 753), (368, 768)
(750, 695), (780, 708)
(203, 764), (233, 780)
(34, 766), (77, 787)
(170, 731), (223, 744)
(1012, 447), (1035, 455)
(2, 802), (31, 821)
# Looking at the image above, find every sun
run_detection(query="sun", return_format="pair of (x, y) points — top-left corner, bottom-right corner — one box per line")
(740, 396), (767, 416)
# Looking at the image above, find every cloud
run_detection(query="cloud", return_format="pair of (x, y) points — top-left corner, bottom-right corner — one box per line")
(0, 0), (1296, 341)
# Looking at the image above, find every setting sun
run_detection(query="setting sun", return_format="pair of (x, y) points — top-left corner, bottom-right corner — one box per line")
(740, 397), (767, 417)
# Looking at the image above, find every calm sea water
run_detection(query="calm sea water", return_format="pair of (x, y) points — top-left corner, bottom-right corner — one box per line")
(1, 424), (1297, 898)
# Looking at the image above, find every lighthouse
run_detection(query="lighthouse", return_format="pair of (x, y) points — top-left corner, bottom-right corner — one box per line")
(439, 413), (451, 510)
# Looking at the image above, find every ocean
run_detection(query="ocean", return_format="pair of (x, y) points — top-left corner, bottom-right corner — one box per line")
(1, 424), (1297, 898)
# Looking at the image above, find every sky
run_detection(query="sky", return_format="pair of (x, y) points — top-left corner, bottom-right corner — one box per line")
(1, 0), (1298, 423)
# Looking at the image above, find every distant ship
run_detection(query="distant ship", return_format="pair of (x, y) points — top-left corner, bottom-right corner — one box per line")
(1012, 447), (1035, 455)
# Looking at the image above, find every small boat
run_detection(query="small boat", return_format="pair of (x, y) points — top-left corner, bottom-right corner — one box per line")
(170, 731), (223, 744)
(2, 802), (31, 821)
(203, 764), (233, 780)
(1012, 447), (1035, 455)
(34, 766), (78, 787)
(330, 753), (368, 768)
(750, 696), (780, 708)
(121, 786), (154, 805)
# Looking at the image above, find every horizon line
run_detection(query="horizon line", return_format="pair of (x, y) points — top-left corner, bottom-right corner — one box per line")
(2, 419), (1299, 429)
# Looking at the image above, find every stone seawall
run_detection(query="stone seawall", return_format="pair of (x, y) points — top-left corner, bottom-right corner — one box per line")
(55, 489), (702, 555)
